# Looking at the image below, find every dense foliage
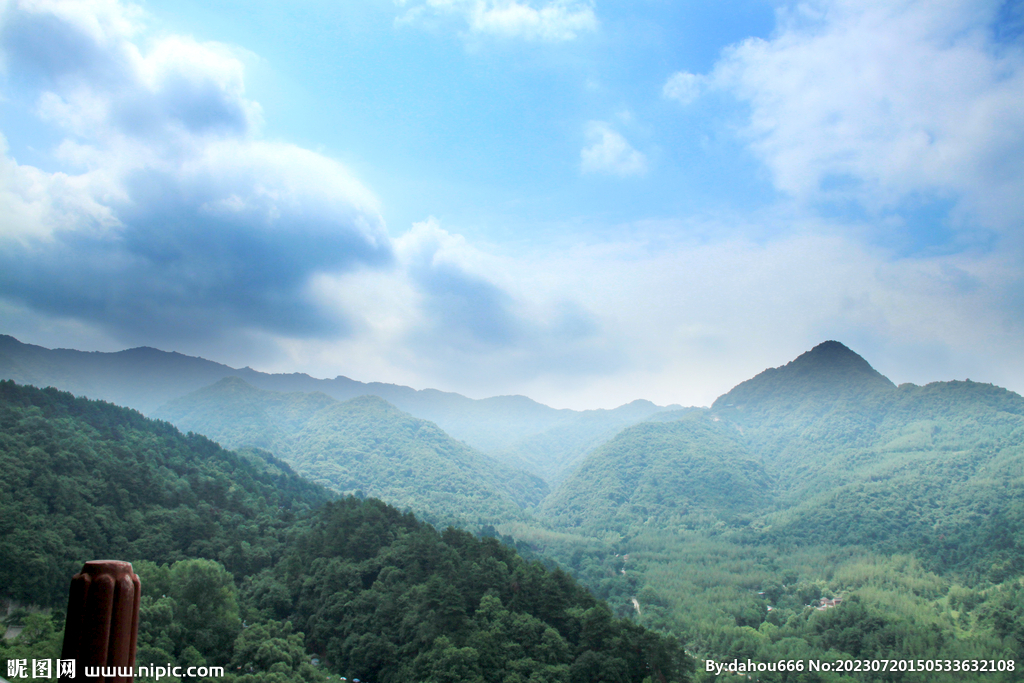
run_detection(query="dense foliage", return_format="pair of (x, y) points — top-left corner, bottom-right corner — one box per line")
(255, 497), (691, 682)
(6, 339), (1024, 681)
(154, 377), (548, 528)
(0, 380), (688, 682)
(539, 414), (773, 533)
(744, 378), (1024, 581)
(0, 380), (331, 606)
(523, 342), (1024, 679)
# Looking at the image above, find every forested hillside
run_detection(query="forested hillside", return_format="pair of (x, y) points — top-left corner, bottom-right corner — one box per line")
(764, 378), (1024, 580)
(6, 339), (1024, 682)
(0, 380), (332, 607)
(0, 335), (676, 475)
(154, 377), (547, 528)
(0, 380), (690, 682)
(697, 342), (1024, 579)
(523, 342), (1024, 682)
(539, 342), (1024, 578)
(539, 413), (773, 533)
(260, 498), (690, 683)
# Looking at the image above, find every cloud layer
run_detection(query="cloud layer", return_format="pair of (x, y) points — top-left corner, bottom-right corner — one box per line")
(268, 216), (1024, 407)
(670, 0), (1024, 239)
(580, 121), (646, 176)
(304, 217), (621, 391)
(396, 0), (597, 42)
(1, 0), (1022, 408)
(0, 0), (390, 343)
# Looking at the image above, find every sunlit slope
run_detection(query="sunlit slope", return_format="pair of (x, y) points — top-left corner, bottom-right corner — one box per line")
(765, 379), (1024, 578)
(538, 412), (773, 534)
(0, 379), (334, 606)
(155, 377), (548, 528)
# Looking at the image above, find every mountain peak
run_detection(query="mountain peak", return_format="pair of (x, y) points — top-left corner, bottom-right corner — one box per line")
(712, 341), (895, 412)
(806, 339), (855, 356)
(790, 340), (875, 373)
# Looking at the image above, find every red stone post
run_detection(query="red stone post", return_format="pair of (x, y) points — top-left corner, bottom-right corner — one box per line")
(60, 561), (141, 683)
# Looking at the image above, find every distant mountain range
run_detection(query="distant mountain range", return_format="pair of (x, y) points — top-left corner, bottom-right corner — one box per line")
(154, 376), (548, 528)
(0, 334), (678, 480)
(5, 335), (1023, 673)
(4, 333), (1022, 579)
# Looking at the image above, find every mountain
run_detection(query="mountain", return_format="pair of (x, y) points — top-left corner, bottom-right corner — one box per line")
(710, 340), (896, 429)
(764, 378), (1024, 578)
(154, 377), (548, 528)
(538, 412), (773, 535)
(538, 341), (1024, 579)
(538, 342), (895, 536)
(0, 334), (677, 478)
(0, 380), (691, 682)
(0, 379), (334, 606)
(0, 334), (261, 415)
(526, 343), (1024, 678)
(491, 399), (685, 485)
(6, 337), (1023, 677)
(707, 341), (900, 492)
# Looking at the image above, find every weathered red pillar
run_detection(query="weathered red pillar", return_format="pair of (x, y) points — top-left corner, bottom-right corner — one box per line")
(61, 561), (141, 683)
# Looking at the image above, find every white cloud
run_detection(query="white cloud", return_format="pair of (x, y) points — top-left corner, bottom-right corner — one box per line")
(28, 31), (261, 145)
(0, 0), (389, 342)
(0, 133), (122, 244)
(4, 0), (1022, 411)
(704, 0), (1024, 232)
(662, 70), (704, 105)
(264, 215), (1024, 408)
(299, 217), (620, 392)
(0, 0), (614, 385)
(580, 121), (647, 176)
(397, 0), (597, 42)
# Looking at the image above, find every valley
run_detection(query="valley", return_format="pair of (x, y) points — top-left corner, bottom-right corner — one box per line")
(2, 336), (1023, 682)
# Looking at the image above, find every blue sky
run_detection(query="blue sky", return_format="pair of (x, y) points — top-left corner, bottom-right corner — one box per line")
(1, 0), (1022, 409)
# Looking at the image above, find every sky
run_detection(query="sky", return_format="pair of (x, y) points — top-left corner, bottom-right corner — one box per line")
(1, 0), (1022, 410)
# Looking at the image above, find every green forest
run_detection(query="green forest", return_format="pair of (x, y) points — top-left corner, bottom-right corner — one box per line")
(153, 376), (550, 529)
(0, 380), (688, 682)
(4, 339), (1024, 682)
(515, 343), (1024, 682)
